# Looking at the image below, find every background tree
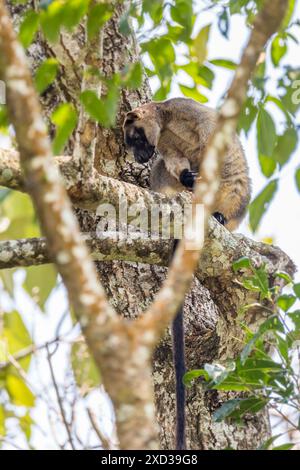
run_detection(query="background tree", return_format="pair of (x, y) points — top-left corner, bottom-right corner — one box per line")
(0, 0), (299, 450)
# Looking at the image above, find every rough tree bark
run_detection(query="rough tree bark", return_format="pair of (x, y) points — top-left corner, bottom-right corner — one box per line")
(1, 0), (292, 450)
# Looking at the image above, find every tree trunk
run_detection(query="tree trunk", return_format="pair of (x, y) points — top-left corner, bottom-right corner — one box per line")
(6, 1), (293, 449)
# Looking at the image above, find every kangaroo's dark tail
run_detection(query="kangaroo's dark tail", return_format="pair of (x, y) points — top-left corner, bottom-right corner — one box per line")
(170, 239), (186, 450)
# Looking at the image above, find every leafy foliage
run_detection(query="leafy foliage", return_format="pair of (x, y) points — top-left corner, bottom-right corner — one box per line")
(249, 180), (278, 232)
(185, 258), (300, 448)
(23, 264), (57, 310)
(35, 59), (59, 94)
(87, 2), (113, 40)
(51, 103), (78, 154)
(0, 310), (35, 442)
(19, 10), (40, 48)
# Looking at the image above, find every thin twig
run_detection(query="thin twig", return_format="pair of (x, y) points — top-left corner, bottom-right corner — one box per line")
(46, 344), (76, 450)
(87, 407), (111, 450)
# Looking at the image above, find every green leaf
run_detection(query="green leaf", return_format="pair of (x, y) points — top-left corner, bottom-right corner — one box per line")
(241, 358), (284, 374)
(232, 397), (268, 418)
(277, 294), (296, 312)
(35, 58), (59, 94)
(0, 105), (8, 131)
(171, 0), (193, 38)
(3, 311), (31, 351)
(232, 256), (251, 272)
(271, 35), (287, 67)
(183, 369), (209, 386)
(275, 332), (289, 363)
(24, 264), (57, 310)
(40, 0), (89, 42)
(3, 311), (32, 371)
(258, 154), (276, 178)
(240, 333), (260, 364)
(122, 62), (143, 90)
(40, 1), (65, 42)
(238, 97), (258, 135)
(281, 0), (296, 30)
(254, 61), (266, 82)
(142, 0), (164, 24)
(180, 63), (214, 89)
(19, 412), (34, 441)
(256, 108), (277, 157)
(275, 272), (293, 284)
(87, 3), (113, 40)
(266, 95), (293, 123)
(19, 10), (40, 48)
(214, 397), (268, 422)
(229, 0), (246, 15)
(51, 103), (78, 154)
(14, 0), (36, 3)
(210, 59), (237, 70)
(273, 127), (298, 167)
(242, 278), (262, 293)
(0, 191), (40, 241)
(61, 0), (89, 30)
(166, 24), (187, 42)
(293, 283), (300, 298)
(0, 405), (5, 437)
(196, 65), (214, 89)
(249, 180), (278, 232)
(143, 38), (175, 79)
(213, 399), (241, 422)
(241, 316), (284, 364)
(153, 83), (171, 101)
(81, 84), (119, 128)
(288, 310), (300, 329)
(213, 377), (251, 391)
(6, 374), (35, 407)
(179, 84), (208, 103)
(272, 443), (294, 450)
(252, 265), (270, 299)
(296, 167), (300, 192)
(259, 434), (284, 450)
(190, 24), (210, 64)
(1, 191), (35, 220)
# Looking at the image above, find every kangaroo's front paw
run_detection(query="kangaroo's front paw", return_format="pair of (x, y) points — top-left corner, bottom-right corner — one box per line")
(213, 212), (227, 225)
(179, 169), (198, 189)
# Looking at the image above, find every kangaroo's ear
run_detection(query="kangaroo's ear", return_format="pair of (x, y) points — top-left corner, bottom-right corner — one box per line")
(124, 111), (140, 126)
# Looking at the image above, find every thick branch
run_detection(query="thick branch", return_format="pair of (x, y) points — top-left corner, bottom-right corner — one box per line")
(0, 220), (294, 284)
(0, 148), (191, 212)
(0, 234), (168, 269)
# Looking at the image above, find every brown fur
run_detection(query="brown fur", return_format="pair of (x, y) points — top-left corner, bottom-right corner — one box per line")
(123, 97), (251, 231)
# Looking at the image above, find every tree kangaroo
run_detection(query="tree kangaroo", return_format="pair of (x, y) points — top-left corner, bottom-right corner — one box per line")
(123, 97), (251, 449)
